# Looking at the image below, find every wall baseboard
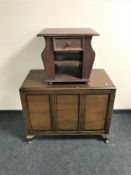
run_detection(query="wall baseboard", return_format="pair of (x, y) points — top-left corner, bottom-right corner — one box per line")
(0, 110), (22, 113)
(113, 109), (131, 114)
(0, 109), (131, 115)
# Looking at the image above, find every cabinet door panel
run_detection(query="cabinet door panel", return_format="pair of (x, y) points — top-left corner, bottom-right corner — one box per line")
(27, 95), (51, 130)
(56, 95), (78, 130)
(85, 95), (108, 130)
(27, 95), (49, 113)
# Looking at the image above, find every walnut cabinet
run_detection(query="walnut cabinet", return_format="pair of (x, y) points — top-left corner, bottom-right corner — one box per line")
(20, 69), (116, 143)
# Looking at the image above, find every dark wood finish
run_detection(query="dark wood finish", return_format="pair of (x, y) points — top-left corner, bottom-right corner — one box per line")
(37, 28), (99, 36)
(55, 60), (81, 66)
(105, 90), (116, 134)
(79, 95), (85, 131)
(82, 36), (95, 79)
(20, 69), (116, 143)
(37, 28), (99, 83)
(53, 37), (83, 51)
(50, 95), (58, 131)
(20, 69), (115, 91)
(20, 92), (32, 134)
(41, 36), (54, 80)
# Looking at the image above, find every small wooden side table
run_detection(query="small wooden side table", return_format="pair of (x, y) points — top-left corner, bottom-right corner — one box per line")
(37, 28), (99, 83)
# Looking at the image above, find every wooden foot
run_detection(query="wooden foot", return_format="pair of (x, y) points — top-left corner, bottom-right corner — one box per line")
(26, 135), (35, 144)
(102, 134), (110, 144)
(27, 140), (32, 144)
(104, 138), (109, 144)
(48, 82), (53, 85)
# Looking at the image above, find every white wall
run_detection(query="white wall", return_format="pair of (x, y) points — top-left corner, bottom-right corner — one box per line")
(0, 0), (131, 109)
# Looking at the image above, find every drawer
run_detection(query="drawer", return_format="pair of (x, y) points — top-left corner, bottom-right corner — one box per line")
(53, 37), (83, 51)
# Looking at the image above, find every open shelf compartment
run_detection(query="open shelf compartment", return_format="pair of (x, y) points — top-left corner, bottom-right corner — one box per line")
(54, 51), (83, 80)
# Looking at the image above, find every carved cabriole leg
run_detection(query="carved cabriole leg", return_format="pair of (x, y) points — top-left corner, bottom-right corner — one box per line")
(102, 134), (110, 144)
(26, 134), (35, 144)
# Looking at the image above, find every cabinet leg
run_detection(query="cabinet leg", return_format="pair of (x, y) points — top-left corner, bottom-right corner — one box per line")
(26, 134), (35, 144)
(102, 134), (110, 144)
(48, 82), (53, 85)
(104, 138), (109, 144)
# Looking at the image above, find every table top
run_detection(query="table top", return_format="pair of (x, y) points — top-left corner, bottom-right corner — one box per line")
(20, 69), (116, 91)
(37, 28), (99, 37)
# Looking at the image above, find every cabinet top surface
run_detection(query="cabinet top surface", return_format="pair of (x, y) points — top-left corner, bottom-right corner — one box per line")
(20, 69), (116, 91)
(37, 28), (99, 37)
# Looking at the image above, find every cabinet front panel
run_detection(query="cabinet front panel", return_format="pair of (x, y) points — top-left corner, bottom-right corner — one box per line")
(56, 95), (78, 130)
(85, 95), (108, 130)
(27, 95), (51, 130)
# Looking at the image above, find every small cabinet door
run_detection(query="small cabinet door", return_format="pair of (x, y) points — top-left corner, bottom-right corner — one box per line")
(56, 95), (78, 130)
(27, 95), (51, 130)
(84, 95), (109, 130)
